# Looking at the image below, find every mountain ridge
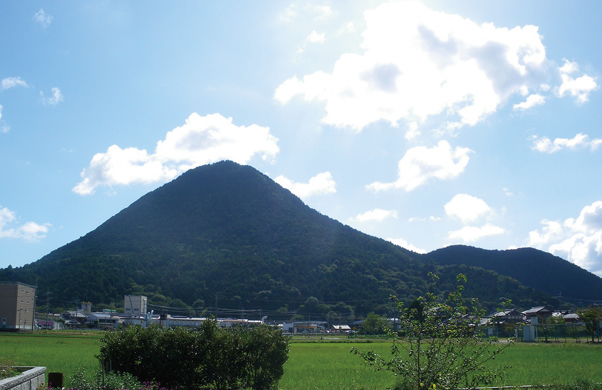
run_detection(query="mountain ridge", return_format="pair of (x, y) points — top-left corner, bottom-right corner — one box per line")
(0, 161), (598, 317)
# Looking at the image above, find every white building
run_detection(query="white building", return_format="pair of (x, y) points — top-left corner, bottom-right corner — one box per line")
(124, 295), (147, 316)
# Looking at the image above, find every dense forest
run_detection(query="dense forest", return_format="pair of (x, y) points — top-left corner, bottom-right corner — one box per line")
(0, 161), (598, 319)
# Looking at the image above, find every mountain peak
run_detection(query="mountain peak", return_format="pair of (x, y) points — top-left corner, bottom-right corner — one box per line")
(0, 162), (591, 315)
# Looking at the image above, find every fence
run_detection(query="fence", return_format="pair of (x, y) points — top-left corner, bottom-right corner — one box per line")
(488, 323), (595, 342)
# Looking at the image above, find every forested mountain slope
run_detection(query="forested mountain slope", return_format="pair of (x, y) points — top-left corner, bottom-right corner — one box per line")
(423, 245), (602, 304)
(0, 161), (580, 316)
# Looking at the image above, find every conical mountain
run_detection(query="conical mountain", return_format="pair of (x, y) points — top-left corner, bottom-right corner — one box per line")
(0, 162), (423, 315)
(0, 161), (583, 317)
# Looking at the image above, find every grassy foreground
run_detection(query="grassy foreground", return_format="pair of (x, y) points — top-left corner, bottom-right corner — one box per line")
(1, 332), (601, 389)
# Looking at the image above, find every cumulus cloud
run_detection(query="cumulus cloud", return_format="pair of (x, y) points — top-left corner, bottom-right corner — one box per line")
(388, 237), (427, 254)
(1, 77), (28, 90)
(513, 93), (545, 111)
(445, 194), (492, 223)
(41, 87), (63, 106)
(72, 146), (178, 195)
(528, 201), (602, 276)
(34, 9), (53, 28)
(307, 31), (325, 43)
(74, 113), (279, 195)
(531, 133), (602, 153)
(0, 206), (50, 241)
(275, 1), (554, 131)
(448, 223), (505, 243)
(557, 60), (598, 104)
(351, 208), (397, 223)
(366, 140), (471, 192)
(274, 171), (336, 199)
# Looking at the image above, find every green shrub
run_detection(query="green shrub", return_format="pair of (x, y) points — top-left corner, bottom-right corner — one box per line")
(97, 321), (290, 390)
(353, 273), (513, 390)
(0, 356), (19, 380)
(64, 366), (162, 390)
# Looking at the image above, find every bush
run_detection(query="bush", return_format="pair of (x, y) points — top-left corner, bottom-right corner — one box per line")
(66, 367), (144, 390)
(0, 356), (18, 380)
(97, 321), (289, 390)
(353, 273), (513, 390)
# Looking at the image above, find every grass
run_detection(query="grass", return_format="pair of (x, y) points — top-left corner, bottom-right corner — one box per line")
(280, 336), (602, 389)
(0, 331), (102, 387)
(1, 332), (601, 389)
(502, 342), (602, 385)
(280, 342), (396, 390)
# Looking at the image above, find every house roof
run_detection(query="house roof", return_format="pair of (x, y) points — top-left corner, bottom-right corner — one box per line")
(332, 325), (351, 330)
(564, 313), (580, 320)
(522, 306), (552, 315)
(493, 309), (522, 317)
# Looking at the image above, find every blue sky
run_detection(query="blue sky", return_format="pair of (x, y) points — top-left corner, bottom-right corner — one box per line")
(2, 1), (602, 277)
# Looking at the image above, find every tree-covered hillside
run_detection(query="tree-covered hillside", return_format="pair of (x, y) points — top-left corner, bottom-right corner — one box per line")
(0, 161), (578, 317)
(423, 245), (602, 305)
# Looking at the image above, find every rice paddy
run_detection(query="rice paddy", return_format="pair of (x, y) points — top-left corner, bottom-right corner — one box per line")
(1, 332), (601, 389)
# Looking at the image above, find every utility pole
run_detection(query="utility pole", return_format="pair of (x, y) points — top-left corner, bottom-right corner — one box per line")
(44, 290), (52, 322)
(215, 293), (219, 319)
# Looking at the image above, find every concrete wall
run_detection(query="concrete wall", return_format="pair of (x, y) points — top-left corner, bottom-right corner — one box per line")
(0, 367), (46, 390)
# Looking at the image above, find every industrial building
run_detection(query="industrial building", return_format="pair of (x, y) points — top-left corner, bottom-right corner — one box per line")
(0, 281), (36, 331)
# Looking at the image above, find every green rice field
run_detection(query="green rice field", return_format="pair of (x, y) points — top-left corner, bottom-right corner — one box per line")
(1, 332), (601, 389)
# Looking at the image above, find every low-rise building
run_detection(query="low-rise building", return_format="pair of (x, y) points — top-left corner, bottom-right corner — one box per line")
(522, 306), (553, 324)
(0, 281), (36, 331)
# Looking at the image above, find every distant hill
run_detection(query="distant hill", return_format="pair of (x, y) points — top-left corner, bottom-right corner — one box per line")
(422, 245), (602, 305)
(0, 161), (593, 319)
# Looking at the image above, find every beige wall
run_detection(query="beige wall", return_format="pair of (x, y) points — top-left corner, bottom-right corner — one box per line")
(0, 283), (36, 330)
(124, 295), (147, 316)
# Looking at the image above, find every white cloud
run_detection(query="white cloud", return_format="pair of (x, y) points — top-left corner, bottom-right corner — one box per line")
(531, 133), (602, 153)
(41, 87), (63, 106)
(352, 208), (397, 223)
(0, 106), (8, 133)
(528, 201), (602, 275)
(528, 219), (564, 248)
(1, 77), (28, 90)
(448, 223), (505, 243)
(513, 93), (545, 111)
(367, 140), (471, 192)
(307, 31), (325, 43)
(0, 206), (50, 241)
(405, 122), (420, 140)
(280, 4), (298, 22)
(72, 146), (178, 195)
(557, 59), (598, 104)
(34, 9), (53, 28)
(74, 113), (279, 195)
(310, 5), (333, 20)
(340, 22), (355, 34)
(388, 237), (427, 254)
(280, 3), (333, 23)
(445, 194), (491, 223)
(559, 60), (579, 74)
(274, 171), (336, 199)
(275, 1), (552, 131)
